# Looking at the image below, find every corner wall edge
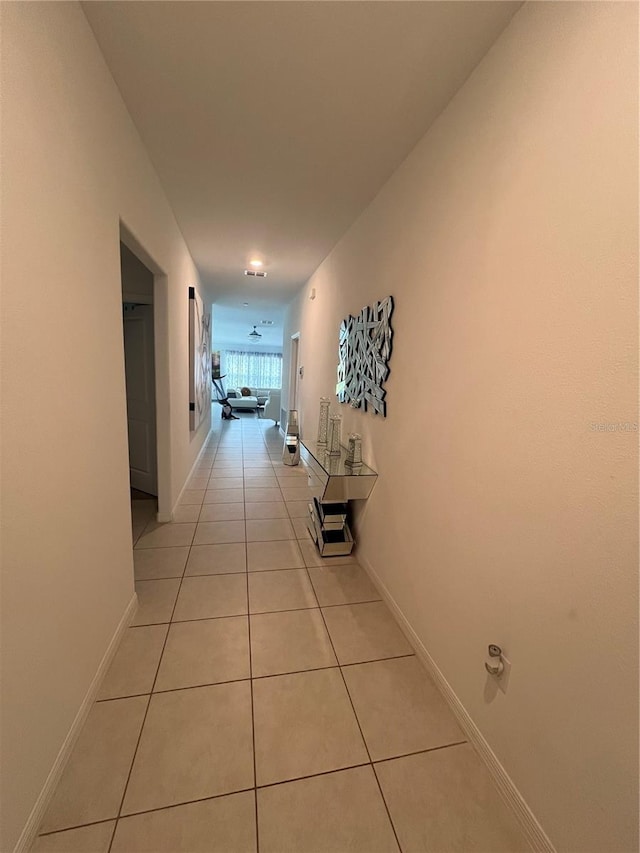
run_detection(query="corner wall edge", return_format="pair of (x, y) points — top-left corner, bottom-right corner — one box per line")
(13, 592), (138, 853)
(357, 553), (556, 853)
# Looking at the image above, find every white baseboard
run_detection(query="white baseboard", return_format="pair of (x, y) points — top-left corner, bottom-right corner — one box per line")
(161, 427), (213, 522)
(357, 553), (556, 853)
(14, 592), (138, 853)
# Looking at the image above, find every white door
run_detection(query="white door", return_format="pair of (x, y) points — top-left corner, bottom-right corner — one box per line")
(123, 303), (157, 495)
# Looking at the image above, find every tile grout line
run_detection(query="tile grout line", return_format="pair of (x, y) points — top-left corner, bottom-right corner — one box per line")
(303, 556), (410, 851)
(94, 651), (421, 704)
(374, 740), (469, 764)
(242, 430), (261, 853)
(370, 760), (403, 852)
(39, 740), (472, 840)
(133, 598), (387, 629)
(108, 453), (202, 853)
(250, 423), (283, 842)
(302, 560), (405, 853)
(254, 740), (469, 788)
(46, 791), (256, 839)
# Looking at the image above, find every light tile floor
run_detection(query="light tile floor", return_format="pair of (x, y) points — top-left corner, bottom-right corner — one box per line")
(32, 414), (529, 853)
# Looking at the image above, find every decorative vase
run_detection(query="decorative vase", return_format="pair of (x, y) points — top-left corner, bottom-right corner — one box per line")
(323, 452), (342, 475)
(287, 409), (299, 434)
(346, 433), (362, 465)
(282, 409), (300, 466)
(327, 413), (342, 456)
(316, 397), (330, 447)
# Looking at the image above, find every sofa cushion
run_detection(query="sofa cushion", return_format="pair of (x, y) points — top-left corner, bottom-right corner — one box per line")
(230, 396), (258, 409)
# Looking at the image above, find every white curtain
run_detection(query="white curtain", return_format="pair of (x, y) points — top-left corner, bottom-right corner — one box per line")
(223, 350), (282, 389)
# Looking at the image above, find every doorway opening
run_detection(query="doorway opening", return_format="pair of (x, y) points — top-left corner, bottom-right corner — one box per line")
(120, 242), (160, 541)
(119, 222), (172, 526)
(121, 243), (157, 493)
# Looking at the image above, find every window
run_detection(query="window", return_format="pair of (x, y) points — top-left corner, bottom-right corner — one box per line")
(222, 350), (282, 389)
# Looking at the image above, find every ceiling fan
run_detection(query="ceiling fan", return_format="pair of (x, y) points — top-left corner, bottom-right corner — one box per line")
(248, 325), (262, 342)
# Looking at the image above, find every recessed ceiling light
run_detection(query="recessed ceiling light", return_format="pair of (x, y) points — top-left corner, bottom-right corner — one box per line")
(249, 259), (263, 268)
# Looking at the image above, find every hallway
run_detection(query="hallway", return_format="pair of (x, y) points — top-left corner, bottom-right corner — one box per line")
(31, 416), (526, 852)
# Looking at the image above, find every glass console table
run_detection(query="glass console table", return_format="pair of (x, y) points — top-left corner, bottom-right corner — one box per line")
(299, 440), (378, 556)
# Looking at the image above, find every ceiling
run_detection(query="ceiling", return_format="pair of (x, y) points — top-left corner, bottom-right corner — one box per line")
(212, 303), (285, 352)
(83, 1), (521, 307)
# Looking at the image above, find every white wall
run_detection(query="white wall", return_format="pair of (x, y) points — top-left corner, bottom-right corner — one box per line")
(283, 4), (638, 851)
(0, 3), (210, 849)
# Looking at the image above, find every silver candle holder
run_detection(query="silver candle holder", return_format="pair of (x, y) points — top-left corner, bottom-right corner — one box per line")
(346, 433), (362, 465)
(282, 409), (300, 466)
(323, 452), (342, 475)
(316, 397), (330, 447)
(327, 413), (342, 456)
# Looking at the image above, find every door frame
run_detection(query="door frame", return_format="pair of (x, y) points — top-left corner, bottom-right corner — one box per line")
(120, 220), (172, 522)
(289, 332), (301, 415)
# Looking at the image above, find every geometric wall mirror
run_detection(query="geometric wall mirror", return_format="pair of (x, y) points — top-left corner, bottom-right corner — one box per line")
(336, 295), (394, 416)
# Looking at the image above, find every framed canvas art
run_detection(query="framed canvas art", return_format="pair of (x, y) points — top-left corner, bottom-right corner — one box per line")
(189, 286), (211, 431)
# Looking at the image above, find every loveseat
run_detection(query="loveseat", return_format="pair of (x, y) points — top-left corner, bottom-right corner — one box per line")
(226, 388), (279, 415)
